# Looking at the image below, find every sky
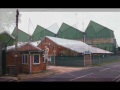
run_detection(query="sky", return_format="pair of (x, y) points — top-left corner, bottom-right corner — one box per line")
(8, 9), (120, 46)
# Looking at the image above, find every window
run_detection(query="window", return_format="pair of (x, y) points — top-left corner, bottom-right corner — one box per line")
(42, 54), (45, 63)
(22, 54), (28, 64)
(33, 54), (40, 64)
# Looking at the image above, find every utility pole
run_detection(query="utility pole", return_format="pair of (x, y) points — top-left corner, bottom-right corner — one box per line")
(14, 9), (19, 76)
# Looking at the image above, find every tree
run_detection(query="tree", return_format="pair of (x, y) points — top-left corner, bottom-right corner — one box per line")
(0, 10), (21, 33)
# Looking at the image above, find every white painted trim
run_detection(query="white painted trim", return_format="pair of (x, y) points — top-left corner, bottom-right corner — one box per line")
(22, 54), (28, 64)
(33, 54), (40, 64)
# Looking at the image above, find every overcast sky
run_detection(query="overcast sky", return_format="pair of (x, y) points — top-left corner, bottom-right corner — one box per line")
(8, 9), (120, 46)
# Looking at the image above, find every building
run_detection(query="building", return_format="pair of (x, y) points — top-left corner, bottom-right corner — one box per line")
(38, 36), (112, 66)
(6, 42), (46, 74)
(32, 25), (56, 41)
(85, 20), (117, 52)
(12, 27), (31, 42)
(57, 23), (84, 41)
(11, 21), (118, 53)
(0, 31), (15, 75)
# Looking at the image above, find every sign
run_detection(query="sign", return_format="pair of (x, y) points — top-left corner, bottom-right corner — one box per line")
(84, 50), (91, 54)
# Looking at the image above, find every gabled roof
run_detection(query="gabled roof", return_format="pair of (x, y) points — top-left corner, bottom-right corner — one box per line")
(44, 36), (112, 54)
(7, 42), (43, 52)
(86, 21), (104, 33)
(0, 31), (15, 46)
(57, 23), (84, 39)
(47, 23), (59, 34)
(32, 25), (46, 36)
(32, 25), (55, 41)
(85, 20), (115, 38)
(58, 23), (70, 33)
(30, 40), (41, 47)
(11, 27), (31, 42)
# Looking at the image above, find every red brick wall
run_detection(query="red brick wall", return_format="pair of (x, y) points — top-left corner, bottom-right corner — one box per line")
(31, 54), (46, 73)
(6, 51), (22, 74)
(18, 44), (39, 51)
(38, 37), (74, 56)
(7, 44), (46, 74)
(84, 54), (92, 66)
(38, 37), (79, 56)
(21, 54), (30, 73)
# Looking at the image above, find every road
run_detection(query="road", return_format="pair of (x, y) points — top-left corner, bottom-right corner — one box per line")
(21, 61), (120, 82)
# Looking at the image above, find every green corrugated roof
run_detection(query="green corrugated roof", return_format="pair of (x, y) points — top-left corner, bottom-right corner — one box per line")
(0, 31), (15, 46)
(96, 43), (115, 52)
(57, 23), (84, 39)
(85, 26), (96, 38)
(87, 21), (104, 33)
(12, 27), (31, 42)
(85, 20), (115, 38)
(32, 25), (55, 41)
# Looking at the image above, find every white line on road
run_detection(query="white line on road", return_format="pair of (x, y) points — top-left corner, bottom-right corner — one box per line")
(100, 68), (110, 71)
(113, 65), (120, 68)
(70, 73), (94, 81)
(59, 70), (77, 77)
(112, 74), (120, 81)
(51, 69), (77, 78)
(116, 78), (120, 82)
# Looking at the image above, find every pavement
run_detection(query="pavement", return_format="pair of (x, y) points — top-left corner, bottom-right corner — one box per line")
(0, 66), (92, 82)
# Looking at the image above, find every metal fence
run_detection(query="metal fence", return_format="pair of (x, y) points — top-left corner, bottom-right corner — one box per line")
(51, 55), (84, 67)
(51, 55), (120, 67)
(92, 55), (120, 65)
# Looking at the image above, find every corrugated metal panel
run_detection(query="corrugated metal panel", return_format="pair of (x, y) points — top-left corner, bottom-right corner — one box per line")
(85, 20), (115, 38)
(12, 27), (31, 42)
(92, 55), (120, 65)
(86, 21), (104, 33)
(57, 23), (84, 40)
(95, 28), (109, 38)
(47, 23), (59, 34)
(95, 43), (115, 52)
(85, 20), (116, 52)
(51, 56), (84, 67)
(46, 36), (112, 54)
(32, 25), (55, 41)
(85, 26), (95, 38)
(0, 31), (15, 46)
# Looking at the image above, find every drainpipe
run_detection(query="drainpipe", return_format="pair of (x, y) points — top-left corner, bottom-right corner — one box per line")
(29, 52), (32, 74)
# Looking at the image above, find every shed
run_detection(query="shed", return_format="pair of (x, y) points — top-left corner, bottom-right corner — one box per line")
(6, 42), (46, 74)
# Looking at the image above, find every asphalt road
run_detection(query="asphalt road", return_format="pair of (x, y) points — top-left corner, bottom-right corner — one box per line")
(21, 61), (120, 82)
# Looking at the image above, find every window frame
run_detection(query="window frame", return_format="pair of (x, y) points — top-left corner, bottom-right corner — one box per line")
(22, 54), (28, 64)
(33, 54), (40, 65)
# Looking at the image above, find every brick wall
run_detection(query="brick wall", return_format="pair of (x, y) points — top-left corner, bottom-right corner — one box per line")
(85, 38), (114, 44)
(84, 54), (92, 66)
(7, 44), (46, 74)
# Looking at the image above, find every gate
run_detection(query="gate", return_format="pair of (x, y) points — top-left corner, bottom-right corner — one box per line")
(51, 56), (84, 67)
